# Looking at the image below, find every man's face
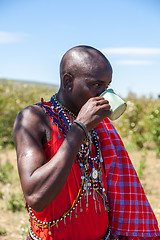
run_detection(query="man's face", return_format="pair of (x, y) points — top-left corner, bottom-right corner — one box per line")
(69, 66), (112, 113)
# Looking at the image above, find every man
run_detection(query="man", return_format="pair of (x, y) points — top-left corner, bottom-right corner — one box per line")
(13, 46), (160, 240)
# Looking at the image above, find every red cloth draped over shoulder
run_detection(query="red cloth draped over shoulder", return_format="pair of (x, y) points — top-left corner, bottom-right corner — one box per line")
(95, 118), (160, 239)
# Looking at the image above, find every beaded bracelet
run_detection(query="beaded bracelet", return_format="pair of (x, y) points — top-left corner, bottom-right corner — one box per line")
(73, 120), (89, 138)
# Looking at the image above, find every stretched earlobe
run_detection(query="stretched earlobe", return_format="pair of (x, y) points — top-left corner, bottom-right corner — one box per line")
(62, 73), (73, 91)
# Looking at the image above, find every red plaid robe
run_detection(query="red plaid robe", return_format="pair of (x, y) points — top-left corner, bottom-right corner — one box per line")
(96, 118), (160, 239)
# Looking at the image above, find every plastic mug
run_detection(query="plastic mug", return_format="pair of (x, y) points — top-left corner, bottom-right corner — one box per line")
(100, 89), (127, 120)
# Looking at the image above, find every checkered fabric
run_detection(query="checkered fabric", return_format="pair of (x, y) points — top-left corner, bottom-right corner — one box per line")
(96, 118), (160, 239)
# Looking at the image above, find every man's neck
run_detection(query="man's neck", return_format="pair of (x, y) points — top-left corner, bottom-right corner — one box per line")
(56, 91), (78, 116)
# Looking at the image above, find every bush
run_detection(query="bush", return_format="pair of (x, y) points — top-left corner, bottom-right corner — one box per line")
(0, 79), (58, 149)
(0, 160), (13, 183)
(0, 79), (160, 155)
(114, 92), (160, 153)
(8, 192), (25, 212)
(148, 107), (160, 156)
(0, 227), (7, 236)
(137, 152), (146, 179)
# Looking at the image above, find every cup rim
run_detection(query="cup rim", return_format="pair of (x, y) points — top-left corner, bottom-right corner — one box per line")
(100, 88), (114, 96)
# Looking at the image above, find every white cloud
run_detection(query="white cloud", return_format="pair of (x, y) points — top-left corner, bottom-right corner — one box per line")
(101, 47), (160, 55)
(116, 60), (154, 65)
(0, 31), (24, 44)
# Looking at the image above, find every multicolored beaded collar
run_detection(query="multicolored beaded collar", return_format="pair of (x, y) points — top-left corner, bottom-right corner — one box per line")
(27, 94), (110, 238)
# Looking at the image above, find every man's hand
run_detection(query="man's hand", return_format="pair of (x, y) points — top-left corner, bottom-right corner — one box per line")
(76, 96), (111, 131)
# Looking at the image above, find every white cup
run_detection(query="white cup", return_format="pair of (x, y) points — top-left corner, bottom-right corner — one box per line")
(101, 89), (127, 120)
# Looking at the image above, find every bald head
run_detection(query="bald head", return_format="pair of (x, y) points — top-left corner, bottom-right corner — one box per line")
(60, 45), (112, 81)
(57, 46), (113, 114)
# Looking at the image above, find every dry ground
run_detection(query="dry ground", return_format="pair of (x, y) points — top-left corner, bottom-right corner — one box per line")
(0, 149), (160, 239)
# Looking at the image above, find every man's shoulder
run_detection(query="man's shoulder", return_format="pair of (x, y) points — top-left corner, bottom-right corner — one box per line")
(14, 103), (48, 130)
(18, 104), (44, 119)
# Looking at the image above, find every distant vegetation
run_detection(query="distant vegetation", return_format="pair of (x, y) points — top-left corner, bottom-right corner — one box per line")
(0, 78), (58, 149)
(0, 78), (160, 156)
(0, 79), (160, 238)
(114, 92), (160, 157)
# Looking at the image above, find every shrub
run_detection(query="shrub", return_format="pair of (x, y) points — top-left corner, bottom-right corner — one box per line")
(0, 191), (3, 199)
(148, 107), (160, 156)
(0, 160), (13, 183)
(0, 79), (58, 149)
(0, 227), (7, 236)
(115, 93), (160, 152)
(1, 79), (160, 155)
(8, 192), (25, 212)
(136, 152), (146, 179)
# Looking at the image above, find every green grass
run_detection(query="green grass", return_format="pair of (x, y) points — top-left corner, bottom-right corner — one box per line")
(0, 227), (7, 236)
(0, 161), (14, 183)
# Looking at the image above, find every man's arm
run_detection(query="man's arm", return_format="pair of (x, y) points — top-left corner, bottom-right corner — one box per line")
(13, 97), (110, 212)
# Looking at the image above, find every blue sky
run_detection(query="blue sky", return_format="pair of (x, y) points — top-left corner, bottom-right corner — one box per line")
(0, 0), (160, 98)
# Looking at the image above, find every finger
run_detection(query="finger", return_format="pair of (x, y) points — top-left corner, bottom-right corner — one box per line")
(94, 96), (110, 104)
(94, 96), (105, 101)
(96, 99), (109, 106)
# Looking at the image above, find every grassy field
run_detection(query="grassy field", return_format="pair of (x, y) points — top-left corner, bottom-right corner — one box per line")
(0, 79), (160, 239)
(0, 147), (159, 239)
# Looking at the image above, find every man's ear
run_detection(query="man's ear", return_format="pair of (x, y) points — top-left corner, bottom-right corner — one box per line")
(62, 73), (73, 91)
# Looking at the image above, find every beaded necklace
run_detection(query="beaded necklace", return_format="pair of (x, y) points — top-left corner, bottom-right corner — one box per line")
(27, 94), (110, 238)
(51, 95), (108, 199)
